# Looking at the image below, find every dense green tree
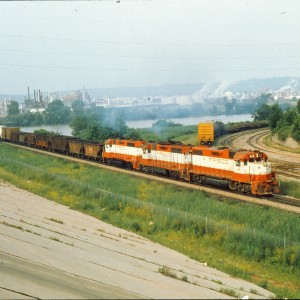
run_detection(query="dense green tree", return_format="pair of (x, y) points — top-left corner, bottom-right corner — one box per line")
(284, 107), (297, 126)
(81, 120), (103, 141)
(253, 102), (283, 130)
(252, 103), (271, 121)
(31, 112), (44, 126)
(69, 115), (89, 136)
(7, 101), (19, 116)
(268, 103), (283, 129)
(44, 100), (71, 125)
(71, 99), (85, 116)
(126, 128), (142, 139)
(34, 129), (60, 135)
(112, 117), (128, 137)
(297, 99), (300, 114)
(78, 120), (119, 142)
(292, 115), (300, 142)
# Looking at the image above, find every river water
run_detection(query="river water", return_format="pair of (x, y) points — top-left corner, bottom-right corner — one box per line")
(21, 113), (253, 136)
(126, 114), (252, 128)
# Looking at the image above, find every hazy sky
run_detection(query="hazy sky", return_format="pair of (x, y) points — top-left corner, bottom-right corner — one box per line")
(0, 0), (300, 94)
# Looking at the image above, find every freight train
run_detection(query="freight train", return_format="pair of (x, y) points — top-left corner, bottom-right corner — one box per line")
(0, 126), (280, 196)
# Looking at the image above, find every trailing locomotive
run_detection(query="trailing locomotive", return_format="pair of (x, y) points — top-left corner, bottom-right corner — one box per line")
(0, 127), (280, 196)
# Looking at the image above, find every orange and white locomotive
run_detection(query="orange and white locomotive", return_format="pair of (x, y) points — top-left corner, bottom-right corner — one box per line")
(139, 141), (192, 180)
(102, 139), (279, 196)
(189, 146), (279, 195)
(103, 138), (146, 169)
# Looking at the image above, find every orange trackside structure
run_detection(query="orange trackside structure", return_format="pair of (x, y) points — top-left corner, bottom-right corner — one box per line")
(139, 142), (192, 180)
(189, 146), (279, 195)
(198, 122), (214, 145)
(102, 139), (146, 169)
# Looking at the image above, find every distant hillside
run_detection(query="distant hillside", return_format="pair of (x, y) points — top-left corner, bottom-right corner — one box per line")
(0, 94), (25, 102)
(2, 77), (300, 102)
(87, 84), (204, 99)
(228, 77), (300, 93)
(88, 77), (300, 98)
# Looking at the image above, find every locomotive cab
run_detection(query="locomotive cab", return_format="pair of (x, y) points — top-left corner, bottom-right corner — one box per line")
(233, 150), (279, 195)
(235, 152), (271, 175)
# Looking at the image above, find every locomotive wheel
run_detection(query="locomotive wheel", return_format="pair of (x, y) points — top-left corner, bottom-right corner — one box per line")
(244, 184), (251, 194)
(237, 184), (244, 192)
(170, 170), (180, 179)
(237, 183), (251, 194)
(190, 174), (204, 184)
(229, 180), (237, 191)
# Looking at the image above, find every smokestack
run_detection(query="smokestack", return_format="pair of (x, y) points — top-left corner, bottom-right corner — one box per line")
(34, 90), (36, 102)
(27, 86), (30, 100)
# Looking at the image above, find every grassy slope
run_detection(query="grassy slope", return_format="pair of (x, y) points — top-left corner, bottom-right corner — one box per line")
(264, 135), (300, 155)
(0, 143), (299, 298)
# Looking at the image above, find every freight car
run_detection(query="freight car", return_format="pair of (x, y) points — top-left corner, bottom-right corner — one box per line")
(0, 128), (280, 196)
(198, 122), (214, 145)
(1, 127), (20, 141)
(69, 140), (84, 158)
(25, 133), (36, 147)
(17, 132), (27, 145)
(49, 135), (78, 154)
(83, 141), (103, 160)
(35, 134), (52, 150)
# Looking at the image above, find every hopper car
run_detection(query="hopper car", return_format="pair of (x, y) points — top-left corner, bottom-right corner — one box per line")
(0, 127), (280, 196)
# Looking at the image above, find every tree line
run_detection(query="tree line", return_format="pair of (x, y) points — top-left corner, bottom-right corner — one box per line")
(253, 99), (300, 142)
(1, 100), (72, 127)
(2, 97), (300, 143)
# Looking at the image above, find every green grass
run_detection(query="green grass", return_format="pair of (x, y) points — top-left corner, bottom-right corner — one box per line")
(279, 180), (300, 199)
(0, 143), (300, 298)
(174, 132), (198, 145)
(263, 134), (300, 154)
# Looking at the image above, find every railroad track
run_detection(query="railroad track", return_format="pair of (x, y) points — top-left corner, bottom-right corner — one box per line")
(219, 129), (300, 181)
(246, 131), (300, 181)
(271, 194), (300, 208)
(246, 130), (270, 150)
(218, 131), (250, 148)
(2, 141), (300, 215)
